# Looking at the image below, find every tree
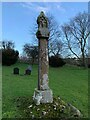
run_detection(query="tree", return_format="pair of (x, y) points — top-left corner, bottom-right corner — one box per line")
(62, 12), (90, 67)
(1, 40), (19, 66)
(49, 40), (64, 57)
(2, 40), (15, 49)
(49, 55), (66, 67)
(47, 14), (64, 57)
(23, 43), (38, 65)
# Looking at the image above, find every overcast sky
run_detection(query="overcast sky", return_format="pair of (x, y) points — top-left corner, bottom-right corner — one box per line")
(2, 2), (88, 55)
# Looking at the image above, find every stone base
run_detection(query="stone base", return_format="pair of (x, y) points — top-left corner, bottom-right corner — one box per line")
(33, 88), (53, 105)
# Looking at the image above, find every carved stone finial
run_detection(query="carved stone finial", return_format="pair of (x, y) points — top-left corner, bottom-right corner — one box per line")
(37, 11), (48, 28)
(36, 11), (50, 39)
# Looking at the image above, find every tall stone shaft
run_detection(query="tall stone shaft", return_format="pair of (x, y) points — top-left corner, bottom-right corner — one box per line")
(38, 39), (49, 90)
(33, 11), (53, 105)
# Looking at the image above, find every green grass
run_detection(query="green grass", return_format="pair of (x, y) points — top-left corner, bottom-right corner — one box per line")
(2, 62), (88, 118)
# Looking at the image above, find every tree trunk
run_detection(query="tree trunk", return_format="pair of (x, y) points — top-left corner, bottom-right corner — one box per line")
(82, 52), (87, 68)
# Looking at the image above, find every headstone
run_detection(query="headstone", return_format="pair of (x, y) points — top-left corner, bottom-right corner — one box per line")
(25, 65), (32, 75)
(25, 69), (31, 75)
(33, 11), (53, 105)
(13, 67), (19, 74)
(27, 65), (32, 71)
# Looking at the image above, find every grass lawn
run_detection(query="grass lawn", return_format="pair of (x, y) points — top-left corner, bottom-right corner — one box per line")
(2, 62), (88, 118)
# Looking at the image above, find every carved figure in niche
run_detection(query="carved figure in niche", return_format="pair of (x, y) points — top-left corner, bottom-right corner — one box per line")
(36, 11), (50, 38)
(37, 11), (48, 28)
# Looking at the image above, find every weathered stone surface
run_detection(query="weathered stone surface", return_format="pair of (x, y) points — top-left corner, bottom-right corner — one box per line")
(33, 11), (53, 104)
(68, 103), (82, 117)
(38, 39), (49, 90)
(40, 89), (53, 103)
(36, 11), (50, 39)
(33, 88), (53, 105)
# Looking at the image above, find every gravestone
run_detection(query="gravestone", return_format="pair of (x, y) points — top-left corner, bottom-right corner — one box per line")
(33, 11), (53, 105)
(25, 65), (32, 75)
(25, 69), (31, 75)
(13, 67), (19, 74)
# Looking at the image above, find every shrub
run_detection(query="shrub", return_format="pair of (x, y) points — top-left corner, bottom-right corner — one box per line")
(49, 56), (66, 67)
(2, 49), (19, 66)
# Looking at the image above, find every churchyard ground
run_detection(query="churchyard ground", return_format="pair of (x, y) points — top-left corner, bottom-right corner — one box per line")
(2, 62), (88, 118)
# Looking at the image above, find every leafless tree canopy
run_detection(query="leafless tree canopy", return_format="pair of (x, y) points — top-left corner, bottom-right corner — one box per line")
(62, 12), (90, 67)
(47, 13), (64, 56)
(29, 11), (90, 67)
(23, 43), (38, 64)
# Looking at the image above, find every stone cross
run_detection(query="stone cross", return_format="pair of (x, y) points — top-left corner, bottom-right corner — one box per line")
(33, 11), (53, 105)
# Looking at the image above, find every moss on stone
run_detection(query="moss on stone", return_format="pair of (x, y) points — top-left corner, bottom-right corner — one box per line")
(15, 96), (82, 119)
